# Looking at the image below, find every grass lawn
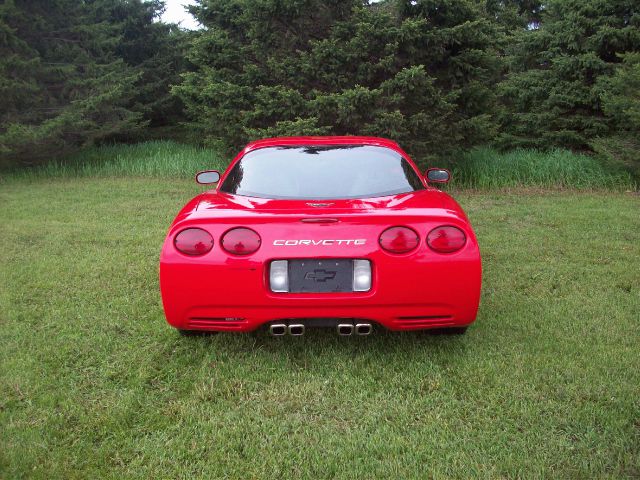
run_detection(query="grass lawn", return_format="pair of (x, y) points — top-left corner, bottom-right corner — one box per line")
(1, 177), (639, 478)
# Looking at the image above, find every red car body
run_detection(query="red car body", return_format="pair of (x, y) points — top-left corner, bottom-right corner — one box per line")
(160, 136), (481, 335)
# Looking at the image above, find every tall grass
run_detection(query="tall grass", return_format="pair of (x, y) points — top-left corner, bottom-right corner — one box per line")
(5, 140), (226, 180)
(453, 147), (635, 190)
(4, 141), (635, 190)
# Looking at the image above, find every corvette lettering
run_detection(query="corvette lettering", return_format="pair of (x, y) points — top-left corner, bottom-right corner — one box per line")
(273, 239), (366, 246)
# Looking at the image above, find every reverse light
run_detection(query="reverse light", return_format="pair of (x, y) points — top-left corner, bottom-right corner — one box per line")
(353, 259), (372, 292)
(427, 226), (467, 253)
(174, 228), (214, 256)
(270, 260), (289, 292)
(221, 228), (261, 255)
(379, 226), (420, 254)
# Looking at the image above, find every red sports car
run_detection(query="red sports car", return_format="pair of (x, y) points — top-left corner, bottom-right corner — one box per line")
(160, 136), (481, 336)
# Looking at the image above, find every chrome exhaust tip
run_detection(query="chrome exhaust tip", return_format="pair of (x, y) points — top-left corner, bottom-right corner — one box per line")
(270, 323), (287, 336)
(337, 323), (354, 336)
(288, 324), (305, 336)
(355, 323), (372, 336)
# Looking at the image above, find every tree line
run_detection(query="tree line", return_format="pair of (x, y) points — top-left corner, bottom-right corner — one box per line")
(1, 0), (638, 174)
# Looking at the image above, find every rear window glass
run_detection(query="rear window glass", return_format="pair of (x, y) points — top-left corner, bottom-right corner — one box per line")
(219, 145), (424, 200)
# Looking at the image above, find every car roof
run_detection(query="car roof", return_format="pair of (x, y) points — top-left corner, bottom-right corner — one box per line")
(243, 136), (402, 153)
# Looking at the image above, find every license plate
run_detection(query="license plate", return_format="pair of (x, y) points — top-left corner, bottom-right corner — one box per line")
(288, 259), (353, 293)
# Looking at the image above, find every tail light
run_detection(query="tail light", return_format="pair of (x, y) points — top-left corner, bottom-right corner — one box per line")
(174, 228), (214, 256)
(379, 226), (419, 254)
(427, 226), (466, 253)
(221, 228), (261, 255)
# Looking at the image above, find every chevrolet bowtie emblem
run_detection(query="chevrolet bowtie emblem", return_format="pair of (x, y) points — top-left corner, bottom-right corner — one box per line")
(304, 269), (337, 282)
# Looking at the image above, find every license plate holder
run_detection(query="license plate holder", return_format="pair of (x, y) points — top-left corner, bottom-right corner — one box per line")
(288, 259), (353, 293)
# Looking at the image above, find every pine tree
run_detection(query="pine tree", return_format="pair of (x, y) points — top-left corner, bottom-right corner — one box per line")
(591, 52), (640, 176)
(497, 0), (640, 151)
(0, 0), (142, 167)
(103, 0), (189, 129)
(486, 1), (544, 30)
(175, 0), (504, 163)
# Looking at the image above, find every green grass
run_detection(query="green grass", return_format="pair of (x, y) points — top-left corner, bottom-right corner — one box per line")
(453, 147), (635, 190)
(1, 177), (638, 478)
(5, 141), (226, 180)
(4, 141), (636, 191)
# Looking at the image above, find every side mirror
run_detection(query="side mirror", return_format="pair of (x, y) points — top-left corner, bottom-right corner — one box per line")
(425, 168), (451, 184)
(195, 170), (220, 185)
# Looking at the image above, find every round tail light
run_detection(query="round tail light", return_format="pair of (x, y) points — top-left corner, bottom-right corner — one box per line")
(427, 226), (466, 253)
(379, 226), (420, 254)
(221, 228), (261, 255)
(174, 228), (214, 256)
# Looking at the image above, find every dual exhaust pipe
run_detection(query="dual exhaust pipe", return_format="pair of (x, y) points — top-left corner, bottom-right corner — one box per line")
(269, 323), (304, 336)
(338, 323), (372, 336)
(269, 322), (372, 336)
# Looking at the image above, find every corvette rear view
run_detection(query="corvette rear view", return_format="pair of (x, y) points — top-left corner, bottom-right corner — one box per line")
(160, 136), (482, 336)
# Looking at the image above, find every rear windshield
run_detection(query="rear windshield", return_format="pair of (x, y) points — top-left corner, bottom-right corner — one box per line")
(219, 145), (424, 200)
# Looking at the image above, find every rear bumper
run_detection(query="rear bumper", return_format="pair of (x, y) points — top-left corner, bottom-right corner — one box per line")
(160, 251), (481, 333)
(181, 306), (470, 332)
